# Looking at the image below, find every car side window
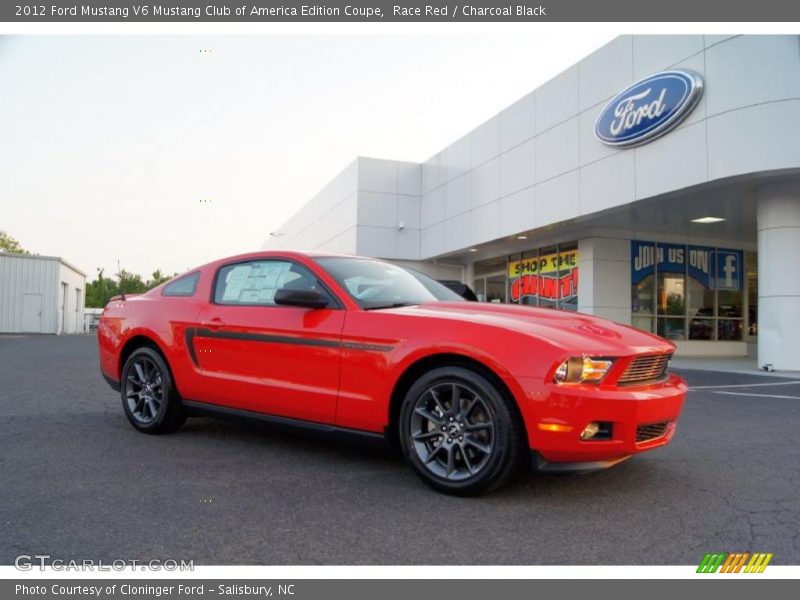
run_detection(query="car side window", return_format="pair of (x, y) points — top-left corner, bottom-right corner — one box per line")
(213, 260), (322, 306)
(162, 272), (200, 297)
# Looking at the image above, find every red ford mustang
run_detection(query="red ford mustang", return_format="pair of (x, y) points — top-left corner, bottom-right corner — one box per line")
(98, 251), (686, 495)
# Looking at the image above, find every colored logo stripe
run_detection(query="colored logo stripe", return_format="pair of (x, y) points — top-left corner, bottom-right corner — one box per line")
(697, 552), (773, 573)
(746, 553), (773, 573)
(697, 553), (725, 573)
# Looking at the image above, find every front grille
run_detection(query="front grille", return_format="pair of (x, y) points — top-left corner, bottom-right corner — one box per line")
(618, 353), (671, 385)
(636, 421), (670, 443)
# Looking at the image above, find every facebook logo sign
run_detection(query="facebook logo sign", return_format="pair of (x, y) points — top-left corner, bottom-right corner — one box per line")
(715, 250), (743, 290)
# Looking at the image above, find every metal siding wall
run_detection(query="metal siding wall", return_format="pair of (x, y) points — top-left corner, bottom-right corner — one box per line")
(58, 263), (86, 334)
(0, 256), (60, 333)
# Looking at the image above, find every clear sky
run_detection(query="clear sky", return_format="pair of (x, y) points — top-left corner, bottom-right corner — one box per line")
(0, 33), (613, 279)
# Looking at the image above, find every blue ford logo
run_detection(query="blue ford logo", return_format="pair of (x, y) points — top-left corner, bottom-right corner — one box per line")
(595, 70), (704, 147)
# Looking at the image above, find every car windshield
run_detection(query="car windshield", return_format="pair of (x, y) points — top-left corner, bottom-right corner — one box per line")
(400, 266), (466, 302)
(315, 257), (463, 309)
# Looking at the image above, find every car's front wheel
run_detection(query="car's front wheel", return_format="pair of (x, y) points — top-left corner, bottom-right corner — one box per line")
(121, 347), (186, 434)
(399, 366), (522, 496)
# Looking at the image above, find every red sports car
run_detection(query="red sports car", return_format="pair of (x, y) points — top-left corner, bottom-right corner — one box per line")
(98, 251), (686, 495)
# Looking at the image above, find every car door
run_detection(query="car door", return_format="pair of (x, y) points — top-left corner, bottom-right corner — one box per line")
(189, 258), (345, 424)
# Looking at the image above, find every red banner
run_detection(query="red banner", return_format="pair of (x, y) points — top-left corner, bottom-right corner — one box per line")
(510, 269), (578, 303)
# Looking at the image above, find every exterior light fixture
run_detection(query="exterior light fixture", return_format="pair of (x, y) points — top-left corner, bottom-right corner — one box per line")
(690, 217), (725, 224)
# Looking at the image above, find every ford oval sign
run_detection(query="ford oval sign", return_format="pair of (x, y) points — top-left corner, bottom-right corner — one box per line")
(595, 70), (704, 148)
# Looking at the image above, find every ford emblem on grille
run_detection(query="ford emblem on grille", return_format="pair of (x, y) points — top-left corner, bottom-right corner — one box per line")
(595, 70), (704, 148)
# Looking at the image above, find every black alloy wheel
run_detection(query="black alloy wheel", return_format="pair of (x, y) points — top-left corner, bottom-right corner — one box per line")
(399, 366), (522, 495)
(121, 346), (186, 434)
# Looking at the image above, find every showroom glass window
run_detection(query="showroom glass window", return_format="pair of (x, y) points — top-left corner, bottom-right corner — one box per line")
(656, 243), (686, 340)
(631, 241), (656, 333)
(505, 241), (578, 310)
(473, 255), (508, 303)
(746, 252), (758, 338)
(630, 241), (745, 341)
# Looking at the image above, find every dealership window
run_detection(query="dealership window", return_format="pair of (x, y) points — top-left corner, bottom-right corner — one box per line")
(631, 240), (656, 333)
(746, 251), (758, 337)
(558, 242), (579, 311)
(473, 256), (508, 303)
(504, 241), (579, 310)
(631, 241), (746, 341)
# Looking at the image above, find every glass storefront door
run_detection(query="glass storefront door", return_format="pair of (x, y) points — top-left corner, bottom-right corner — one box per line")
(484, 274), (506, 303)
(473, 255), (508, 303)
(474, 273), (507, 303)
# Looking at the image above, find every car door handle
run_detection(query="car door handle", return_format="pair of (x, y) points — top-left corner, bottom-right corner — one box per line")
(200, 318), (225, 330)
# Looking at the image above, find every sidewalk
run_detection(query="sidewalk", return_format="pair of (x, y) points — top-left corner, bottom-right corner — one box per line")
(670, 356), (800, 378)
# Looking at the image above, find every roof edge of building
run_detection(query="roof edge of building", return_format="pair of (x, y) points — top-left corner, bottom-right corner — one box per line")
(0, 251), (87, 278)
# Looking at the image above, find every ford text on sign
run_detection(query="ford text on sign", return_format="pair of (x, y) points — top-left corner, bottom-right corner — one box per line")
(595, 70), (704, 148)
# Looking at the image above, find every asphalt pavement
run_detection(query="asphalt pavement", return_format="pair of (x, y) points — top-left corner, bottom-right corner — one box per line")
(1, 334), (799, 565)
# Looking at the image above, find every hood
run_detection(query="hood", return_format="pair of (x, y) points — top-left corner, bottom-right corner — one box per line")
(393, 301), (675, 357)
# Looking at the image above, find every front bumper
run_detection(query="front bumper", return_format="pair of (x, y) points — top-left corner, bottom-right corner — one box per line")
(517, 373), (687, 466)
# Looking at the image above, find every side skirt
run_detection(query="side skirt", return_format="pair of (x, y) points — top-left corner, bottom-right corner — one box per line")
(102, 372), (121, 392)
(181, 400), (389, 449)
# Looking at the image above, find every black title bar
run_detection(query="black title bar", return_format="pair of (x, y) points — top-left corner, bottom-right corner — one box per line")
(2, 0), (798, 22)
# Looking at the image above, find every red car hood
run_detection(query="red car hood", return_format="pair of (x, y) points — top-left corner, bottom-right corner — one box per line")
(394, 301), (675, 357)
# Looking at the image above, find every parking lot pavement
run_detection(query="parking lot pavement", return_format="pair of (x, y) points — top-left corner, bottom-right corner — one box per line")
(1, 334), (800, 565)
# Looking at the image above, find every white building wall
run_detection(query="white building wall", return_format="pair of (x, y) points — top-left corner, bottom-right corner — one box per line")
(264, 34), (800, 367)
(265, 157), (422, 260)
(417, 34), (800, 259)
(757, 182), (800, 370)
(0, 254), (86, 334)
(270, 35), (800, 265)
(354, 157), (422, 260)
(577, 237), (631, 324)
(266, 160), (359, 253)
(58, 262), (86, 335)
(0, 255), (60, 333)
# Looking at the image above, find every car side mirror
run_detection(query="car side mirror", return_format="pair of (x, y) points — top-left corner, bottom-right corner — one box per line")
(274, 288), (330, 309)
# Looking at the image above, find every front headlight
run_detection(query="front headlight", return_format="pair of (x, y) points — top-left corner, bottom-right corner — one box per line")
(553, 356), (614, 384)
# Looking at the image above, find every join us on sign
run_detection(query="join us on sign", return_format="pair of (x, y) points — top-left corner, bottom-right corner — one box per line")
(631, 240), (743, 291)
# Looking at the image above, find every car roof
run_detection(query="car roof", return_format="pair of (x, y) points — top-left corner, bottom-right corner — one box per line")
(195, 250), (378, 270)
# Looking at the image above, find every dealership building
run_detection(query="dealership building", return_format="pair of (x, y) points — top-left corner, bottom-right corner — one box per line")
(264, 35), (800, 371)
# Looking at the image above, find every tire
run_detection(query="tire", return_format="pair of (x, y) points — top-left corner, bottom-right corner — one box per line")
(399, 366), (523, 496)
(120, 346), (187, 434)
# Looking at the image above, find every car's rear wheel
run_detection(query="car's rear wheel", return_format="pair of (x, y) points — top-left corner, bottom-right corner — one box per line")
(121, 347), (186, 434)
(399, 366), (522, 496)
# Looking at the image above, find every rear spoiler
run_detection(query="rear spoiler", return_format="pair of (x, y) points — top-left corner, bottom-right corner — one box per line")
(108, 293), (142, 303)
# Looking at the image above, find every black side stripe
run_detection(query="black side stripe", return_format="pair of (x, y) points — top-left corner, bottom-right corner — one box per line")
(341, 341), (395, 352)
(185, 327), (199, 366)
(184, 327), (393, 367)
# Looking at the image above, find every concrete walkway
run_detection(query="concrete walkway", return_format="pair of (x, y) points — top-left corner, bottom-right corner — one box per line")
(670, 355), (800, 378)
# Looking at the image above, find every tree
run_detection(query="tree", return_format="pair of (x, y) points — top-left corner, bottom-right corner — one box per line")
(85, 269), (119, 308)
(0, 230), (30, 254)
(116, 269), (148, 295)
(84, 267), (178, 307)
(147, 269), (171, 288)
